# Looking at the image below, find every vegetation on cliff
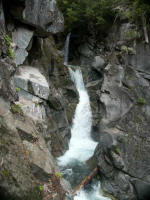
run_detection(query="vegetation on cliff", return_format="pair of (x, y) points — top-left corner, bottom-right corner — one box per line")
(57, 0), (150, 40)
(56, 0), (116, 34)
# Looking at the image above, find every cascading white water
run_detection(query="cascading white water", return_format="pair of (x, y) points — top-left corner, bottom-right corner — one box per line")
(74, 183), (111, 200)
(64, 33), (71, 65)
(58, 33), (111, 200)
(58, 68), (97, 166)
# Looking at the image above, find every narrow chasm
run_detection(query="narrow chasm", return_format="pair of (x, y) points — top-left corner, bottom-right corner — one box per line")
(1, 0), (150, 200)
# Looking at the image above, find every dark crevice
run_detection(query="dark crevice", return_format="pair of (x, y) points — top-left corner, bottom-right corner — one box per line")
(16, 86), (47, 102)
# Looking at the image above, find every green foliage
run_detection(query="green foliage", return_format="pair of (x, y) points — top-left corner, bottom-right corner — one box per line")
(124, 0), (150, 22)
(2, 170), (9, 176)
(4, 34), (14, 59)
(4, 34), (12, 46)
(121, 45), (135, 55)
(114, 147), (120, 155)
(8, 48), (14, 59)
(38, 185), (43, 191)
(11, 104), (21, 114)
(55, 172), (63, 179)
(121, 45), (128, 54)
(137, 97), (146, 105)
(16, 88), (21, 92)
(34, 101), (39, 107)
(124, 29), (140, 40)
(57, 0), (117, 33)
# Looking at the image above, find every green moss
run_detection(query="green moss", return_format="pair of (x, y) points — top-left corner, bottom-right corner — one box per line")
(55, 172), (63, 179)
(11, 104), (21, 114)
(38, 185), (43, 191)
(2, 170), (9, 176)
(8, 48), (14, 59)
(137, 97), (146, 105)
(121, 45), (136, 55)
(16, 88), (21, 92)
(34, 101), (39, 107)
(4, 34), (12, 46)
(114, 147), (120, 155)
(124, 29), (140, 40)
(121, 45), (128, 54)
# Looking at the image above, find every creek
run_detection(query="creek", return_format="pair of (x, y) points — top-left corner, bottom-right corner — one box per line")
(57, 33), (111, 200)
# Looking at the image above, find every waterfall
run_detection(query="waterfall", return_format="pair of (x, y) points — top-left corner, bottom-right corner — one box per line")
(58, 34), (111, 200)
(58, 68), (97, 166)
(64, 33), (71, 65)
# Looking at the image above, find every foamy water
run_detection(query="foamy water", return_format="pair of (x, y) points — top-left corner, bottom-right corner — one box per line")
(74, 183), (111, 200)
(58, 35), (111, 199)
(58, 68), (97, 166)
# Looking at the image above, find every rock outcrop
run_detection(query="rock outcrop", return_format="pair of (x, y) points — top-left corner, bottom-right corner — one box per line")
(79, 19), (150, 200)
(0, 0), (73, 199)
(5, 0), (64, 36)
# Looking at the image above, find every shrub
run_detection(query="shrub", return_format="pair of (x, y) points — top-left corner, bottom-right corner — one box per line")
(8, 48), (14, 59)
(16, 87), (20, 92)
(56, 0), (117, 33)
(38, 185), (43, 191)
(124, 30), (140, 40)
(4, 34), (12, 46)
(2, 170), (9, 176)
(137, 97), (146, 105)
(55, 172), (63, 179)
(114, 147), (120, 155)
(11, 104), (21, 114)
(34, 101), (39, 107)
(4, 34), (15, 59)
(121, 45), (135, 55)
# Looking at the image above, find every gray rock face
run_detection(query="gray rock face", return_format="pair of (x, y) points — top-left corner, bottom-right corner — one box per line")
(0, 98), (42, 200)
(0, 1), (5, 34)
(92, 61), (150, 199)
(10, 0), (64, 36)
(79, 43), (94, 58)
(79, 21), (150, 200)
(0, 1), (72, 200)
(12, 27), (33, 66)
(100, 64), (133, 125)
(0, 1), (7, 57)
(91, 56), (105, 72)
(127, 43), (150, 74)
(0, 58), (18, 102)
(15, 66), (50, 100)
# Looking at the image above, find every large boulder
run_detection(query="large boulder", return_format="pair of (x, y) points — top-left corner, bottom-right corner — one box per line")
(8, 0), (64, 36)
(12, 27), (33, 66)
(14, 66), (50, 100)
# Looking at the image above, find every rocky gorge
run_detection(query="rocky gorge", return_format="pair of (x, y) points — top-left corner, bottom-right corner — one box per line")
(0, 0), (150, 200)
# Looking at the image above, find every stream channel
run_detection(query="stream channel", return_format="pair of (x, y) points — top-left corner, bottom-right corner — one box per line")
(57, 34), (112, 200)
